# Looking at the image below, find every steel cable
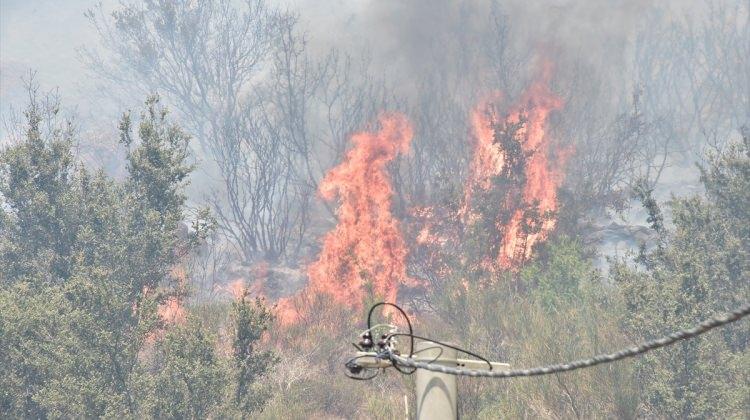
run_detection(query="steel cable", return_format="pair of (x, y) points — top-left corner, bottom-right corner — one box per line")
(386, 302), (750, 378)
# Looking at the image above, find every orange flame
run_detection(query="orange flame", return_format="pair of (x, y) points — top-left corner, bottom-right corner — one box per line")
(278, 113), (416, 324)
(467, 93), (505, 193)
(157, 297), (186, 324)
(468, 63), (566, 268)
(223, 279), (248, 300)
(156, 266), (188, 324)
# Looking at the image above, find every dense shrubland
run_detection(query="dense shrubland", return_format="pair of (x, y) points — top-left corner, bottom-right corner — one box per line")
(0, 92), (276, 418)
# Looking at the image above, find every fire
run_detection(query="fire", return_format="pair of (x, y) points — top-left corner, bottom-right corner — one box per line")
(467, 93), (505, 193)
(412, 206), (447, 246)
(216, 262), (269, 300)
(156, 266), (188, 324)
(467, 63), (566, 268)
(278, 64), (567, 324)
(278, 113), (416, 324)
(224, 279), (248, 300)
(157, 297), (186, 324)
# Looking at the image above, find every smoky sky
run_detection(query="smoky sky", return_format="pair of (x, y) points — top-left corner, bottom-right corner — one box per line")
(346, 0), (687, 91)
(1, 0), (741, 177)
(1, 0), (708, 122)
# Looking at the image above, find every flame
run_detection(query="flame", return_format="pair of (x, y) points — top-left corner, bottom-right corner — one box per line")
(223, 279), (248, 300)
(412, 206), (448, 246)
(278, 64), (567, 324)
(467, 93), (505, 193)
(156, 266), (188, 324)
(278, 113), (416, 324)
(467, 63), (566, 268)
(157, 297), (186, 324)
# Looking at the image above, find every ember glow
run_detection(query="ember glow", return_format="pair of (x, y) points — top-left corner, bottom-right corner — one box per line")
(278, 113), (416, 323)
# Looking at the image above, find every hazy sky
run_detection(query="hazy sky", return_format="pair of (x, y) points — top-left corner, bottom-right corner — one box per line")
(1, 0), (110, 113)
(0, 0), (660, 115)
(0, 0), (725, 142)
(0, 0), (362, 128)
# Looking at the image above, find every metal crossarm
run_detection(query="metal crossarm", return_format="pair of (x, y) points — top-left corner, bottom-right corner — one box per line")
(353, 351), (510, 371)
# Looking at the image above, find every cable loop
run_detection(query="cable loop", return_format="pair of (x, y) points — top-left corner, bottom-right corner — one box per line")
(345, 302), (750, 380)
(386, 302), (750, 378)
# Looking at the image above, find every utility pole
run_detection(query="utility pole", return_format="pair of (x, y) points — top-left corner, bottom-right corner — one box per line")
(414, 341), (457, 420)
(354, 342), (509, 420)
(348, 302), (750, 419)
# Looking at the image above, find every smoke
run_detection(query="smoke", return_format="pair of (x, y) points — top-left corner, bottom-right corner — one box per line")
(288, 0), (712, 124)
(292, 1), (645, 95)
(0, 0), (123, 130)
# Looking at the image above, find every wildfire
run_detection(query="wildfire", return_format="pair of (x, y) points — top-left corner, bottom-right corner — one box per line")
(157, 297), (186, 324)
(467, 93), (505, 193)
(278, 63), (567, 324)
(223, 279), (249, 300)
(467, 63), (565, 268)
(278, 113), (416, 324)
(156, 266), (188, 324)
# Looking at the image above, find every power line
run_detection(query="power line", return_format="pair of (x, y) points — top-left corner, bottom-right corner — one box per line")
(383, 302), (750, 378)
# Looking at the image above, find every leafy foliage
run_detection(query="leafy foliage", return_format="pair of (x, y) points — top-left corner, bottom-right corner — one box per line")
(423, 237), (638, 418)
(229, 293), (278, 416)
(612, 130), (750, 417)
(142, 318), (227, 419)
(0, 92), (276, 418)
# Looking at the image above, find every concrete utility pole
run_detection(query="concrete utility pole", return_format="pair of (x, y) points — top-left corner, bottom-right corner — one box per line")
(355, 342), (509, 420)
(414, 341), (457, 420)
